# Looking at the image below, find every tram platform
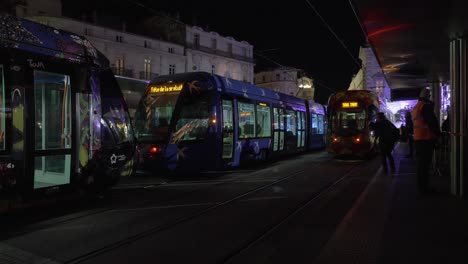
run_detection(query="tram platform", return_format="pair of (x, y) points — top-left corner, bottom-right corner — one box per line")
(314, 142), (468, 264)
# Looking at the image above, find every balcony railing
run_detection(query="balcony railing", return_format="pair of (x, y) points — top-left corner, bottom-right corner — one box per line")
(111, 67), (134, 78)
(186, 43), (255, 63)
(139, 71), (159, 81)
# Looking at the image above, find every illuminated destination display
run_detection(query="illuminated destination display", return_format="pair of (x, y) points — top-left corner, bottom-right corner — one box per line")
(149, 83), (183, 93)
(341, 101), (359, 108)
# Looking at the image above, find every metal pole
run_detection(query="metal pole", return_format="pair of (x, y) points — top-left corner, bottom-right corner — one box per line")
(449, 39), (461, 196)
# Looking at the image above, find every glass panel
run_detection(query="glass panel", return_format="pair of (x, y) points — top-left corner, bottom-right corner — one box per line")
(301, 130), (306, 147)
(256, 104), (271, 137)
(238, 102), (256, 138)
(101, 70), (134, 144)
(286, 110), (297, 136)
(273, 108), (279, 129)
(34, 154), (71, 189)
(297, 131), (302, 147)
(318, 115), (324, 134)
(312, 114), (318, 134)
(134, 93), (179, 141)
(278, 109), (284, 130)
(332, 108), (366, 132)
(279, 131), (284, 151)
(171, 94), (210, 143)
(273, 131), (279, 151)
(0, 65), (5, 150)
(222, 100), (234, 159)
(34, 71), (71, 150)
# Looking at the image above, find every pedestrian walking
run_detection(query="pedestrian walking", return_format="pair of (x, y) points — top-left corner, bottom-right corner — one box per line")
(405, 111), (414, 158)
(412, 88), (441, 195)
(374, 112), (398, 174)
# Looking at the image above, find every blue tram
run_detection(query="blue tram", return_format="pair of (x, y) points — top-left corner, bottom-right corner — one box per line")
(134, 72), (326, 172)
(0, 13), (136, 199)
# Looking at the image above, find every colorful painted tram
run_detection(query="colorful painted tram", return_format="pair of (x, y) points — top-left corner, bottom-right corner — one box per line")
(0, 13), (136, 199)
(326, 90), (392, 157)
(134, 72), (326, 173)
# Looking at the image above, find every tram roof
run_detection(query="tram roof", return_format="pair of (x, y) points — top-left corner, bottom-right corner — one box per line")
(0, 13), (106, 66)
(149, 72), (309, 110)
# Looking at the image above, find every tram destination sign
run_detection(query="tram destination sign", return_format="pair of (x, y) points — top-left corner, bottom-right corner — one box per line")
(149, 83), (183, 94)
(341, 101), (359, 108)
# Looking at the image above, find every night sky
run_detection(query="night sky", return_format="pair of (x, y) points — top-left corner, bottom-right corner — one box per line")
(62, 0), (367, 104)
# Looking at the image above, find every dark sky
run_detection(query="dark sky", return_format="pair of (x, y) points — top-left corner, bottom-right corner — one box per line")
(62, 0), (367, 103)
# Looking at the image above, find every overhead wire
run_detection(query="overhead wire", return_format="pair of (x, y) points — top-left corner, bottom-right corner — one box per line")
(304, 0), (362, 68)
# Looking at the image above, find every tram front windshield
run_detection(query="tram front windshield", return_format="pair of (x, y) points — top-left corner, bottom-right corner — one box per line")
(332, 108), (367, 132)
(134, 93), (179, 141)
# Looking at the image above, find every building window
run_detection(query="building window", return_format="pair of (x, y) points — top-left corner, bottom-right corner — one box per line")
(144, 40), (151, 48)
(228, 43), (233, 54)
(115, 57), (124, 75)
(211, 38), (217, 50)
(169, 64), (176, 75)
(116, 35), (123, 43)
(194, 34), (200, 48)
(242, 47), (247, 57)
(262, 75), (266, 82)
(211, 65), (215, 74)
(144, 59), (151, 79)
(168, 47), (174, 54)
(276, 73), (280, 81)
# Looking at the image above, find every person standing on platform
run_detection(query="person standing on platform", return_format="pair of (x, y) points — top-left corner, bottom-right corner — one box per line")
(374, 112), (398, 174)
(411, 88), (441, 195)
(405, 111), (414, 158)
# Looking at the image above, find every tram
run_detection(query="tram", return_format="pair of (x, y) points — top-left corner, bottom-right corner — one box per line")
(134, 72), (327, 172)
(0, 13), (136, 199)
(326, 90), (393, 157)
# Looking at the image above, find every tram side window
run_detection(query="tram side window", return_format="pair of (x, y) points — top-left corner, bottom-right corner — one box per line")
(255, 104), (271, 137)
(311, 114), (318, 134)
(317, 114), (324, 134)
(238, 102), (256, 138)
(173, 94), (210, 142)
(285, 110), (297, 136)
(34, 71), (72, 150)
(100, 70), (134, 144)
(0, 65), (5, 150)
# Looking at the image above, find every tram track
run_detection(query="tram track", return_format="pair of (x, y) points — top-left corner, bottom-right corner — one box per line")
(221, 160), (365, 263)
(1, 152), (328, 241)
(62, 155), (362, 264)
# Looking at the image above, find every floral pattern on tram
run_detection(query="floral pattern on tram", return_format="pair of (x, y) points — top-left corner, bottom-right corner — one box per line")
(0, 13), (99, 63)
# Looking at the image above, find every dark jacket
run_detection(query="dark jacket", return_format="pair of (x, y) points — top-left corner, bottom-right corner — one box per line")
(374, 119), (398, 146)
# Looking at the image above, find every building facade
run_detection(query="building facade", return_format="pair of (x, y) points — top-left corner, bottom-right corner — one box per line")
(15, 0), (255, 115)
(254, 67), (315, 101)
(185, 26), (254, 83)
(348, 46), (391, 102)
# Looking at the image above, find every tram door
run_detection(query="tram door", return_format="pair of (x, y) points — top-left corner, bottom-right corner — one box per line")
(222, 99), (234, 161)
(273, 107), (285, 152)
(32, 70), (72, 189)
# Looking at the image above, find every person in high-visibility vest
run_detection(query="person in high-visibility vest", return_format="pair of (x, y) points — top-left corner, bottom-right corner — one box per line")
(411, 88), (441, 195)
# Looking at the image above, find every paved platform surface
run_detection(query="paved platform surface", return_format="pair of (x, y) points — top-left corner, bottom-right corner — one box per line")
(314, 142), (468, 264)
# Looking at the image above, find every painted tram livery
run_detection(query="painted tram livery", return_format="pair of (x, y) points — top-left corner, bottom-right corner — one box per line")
(134, 72), (326, 173)
(326, 90), (392, 157)
(0, 13), (136, 199)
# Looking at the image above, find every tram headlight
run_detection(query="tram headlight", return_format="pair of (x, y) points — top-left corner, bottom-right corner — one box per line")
(149, 146), (159, 154)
